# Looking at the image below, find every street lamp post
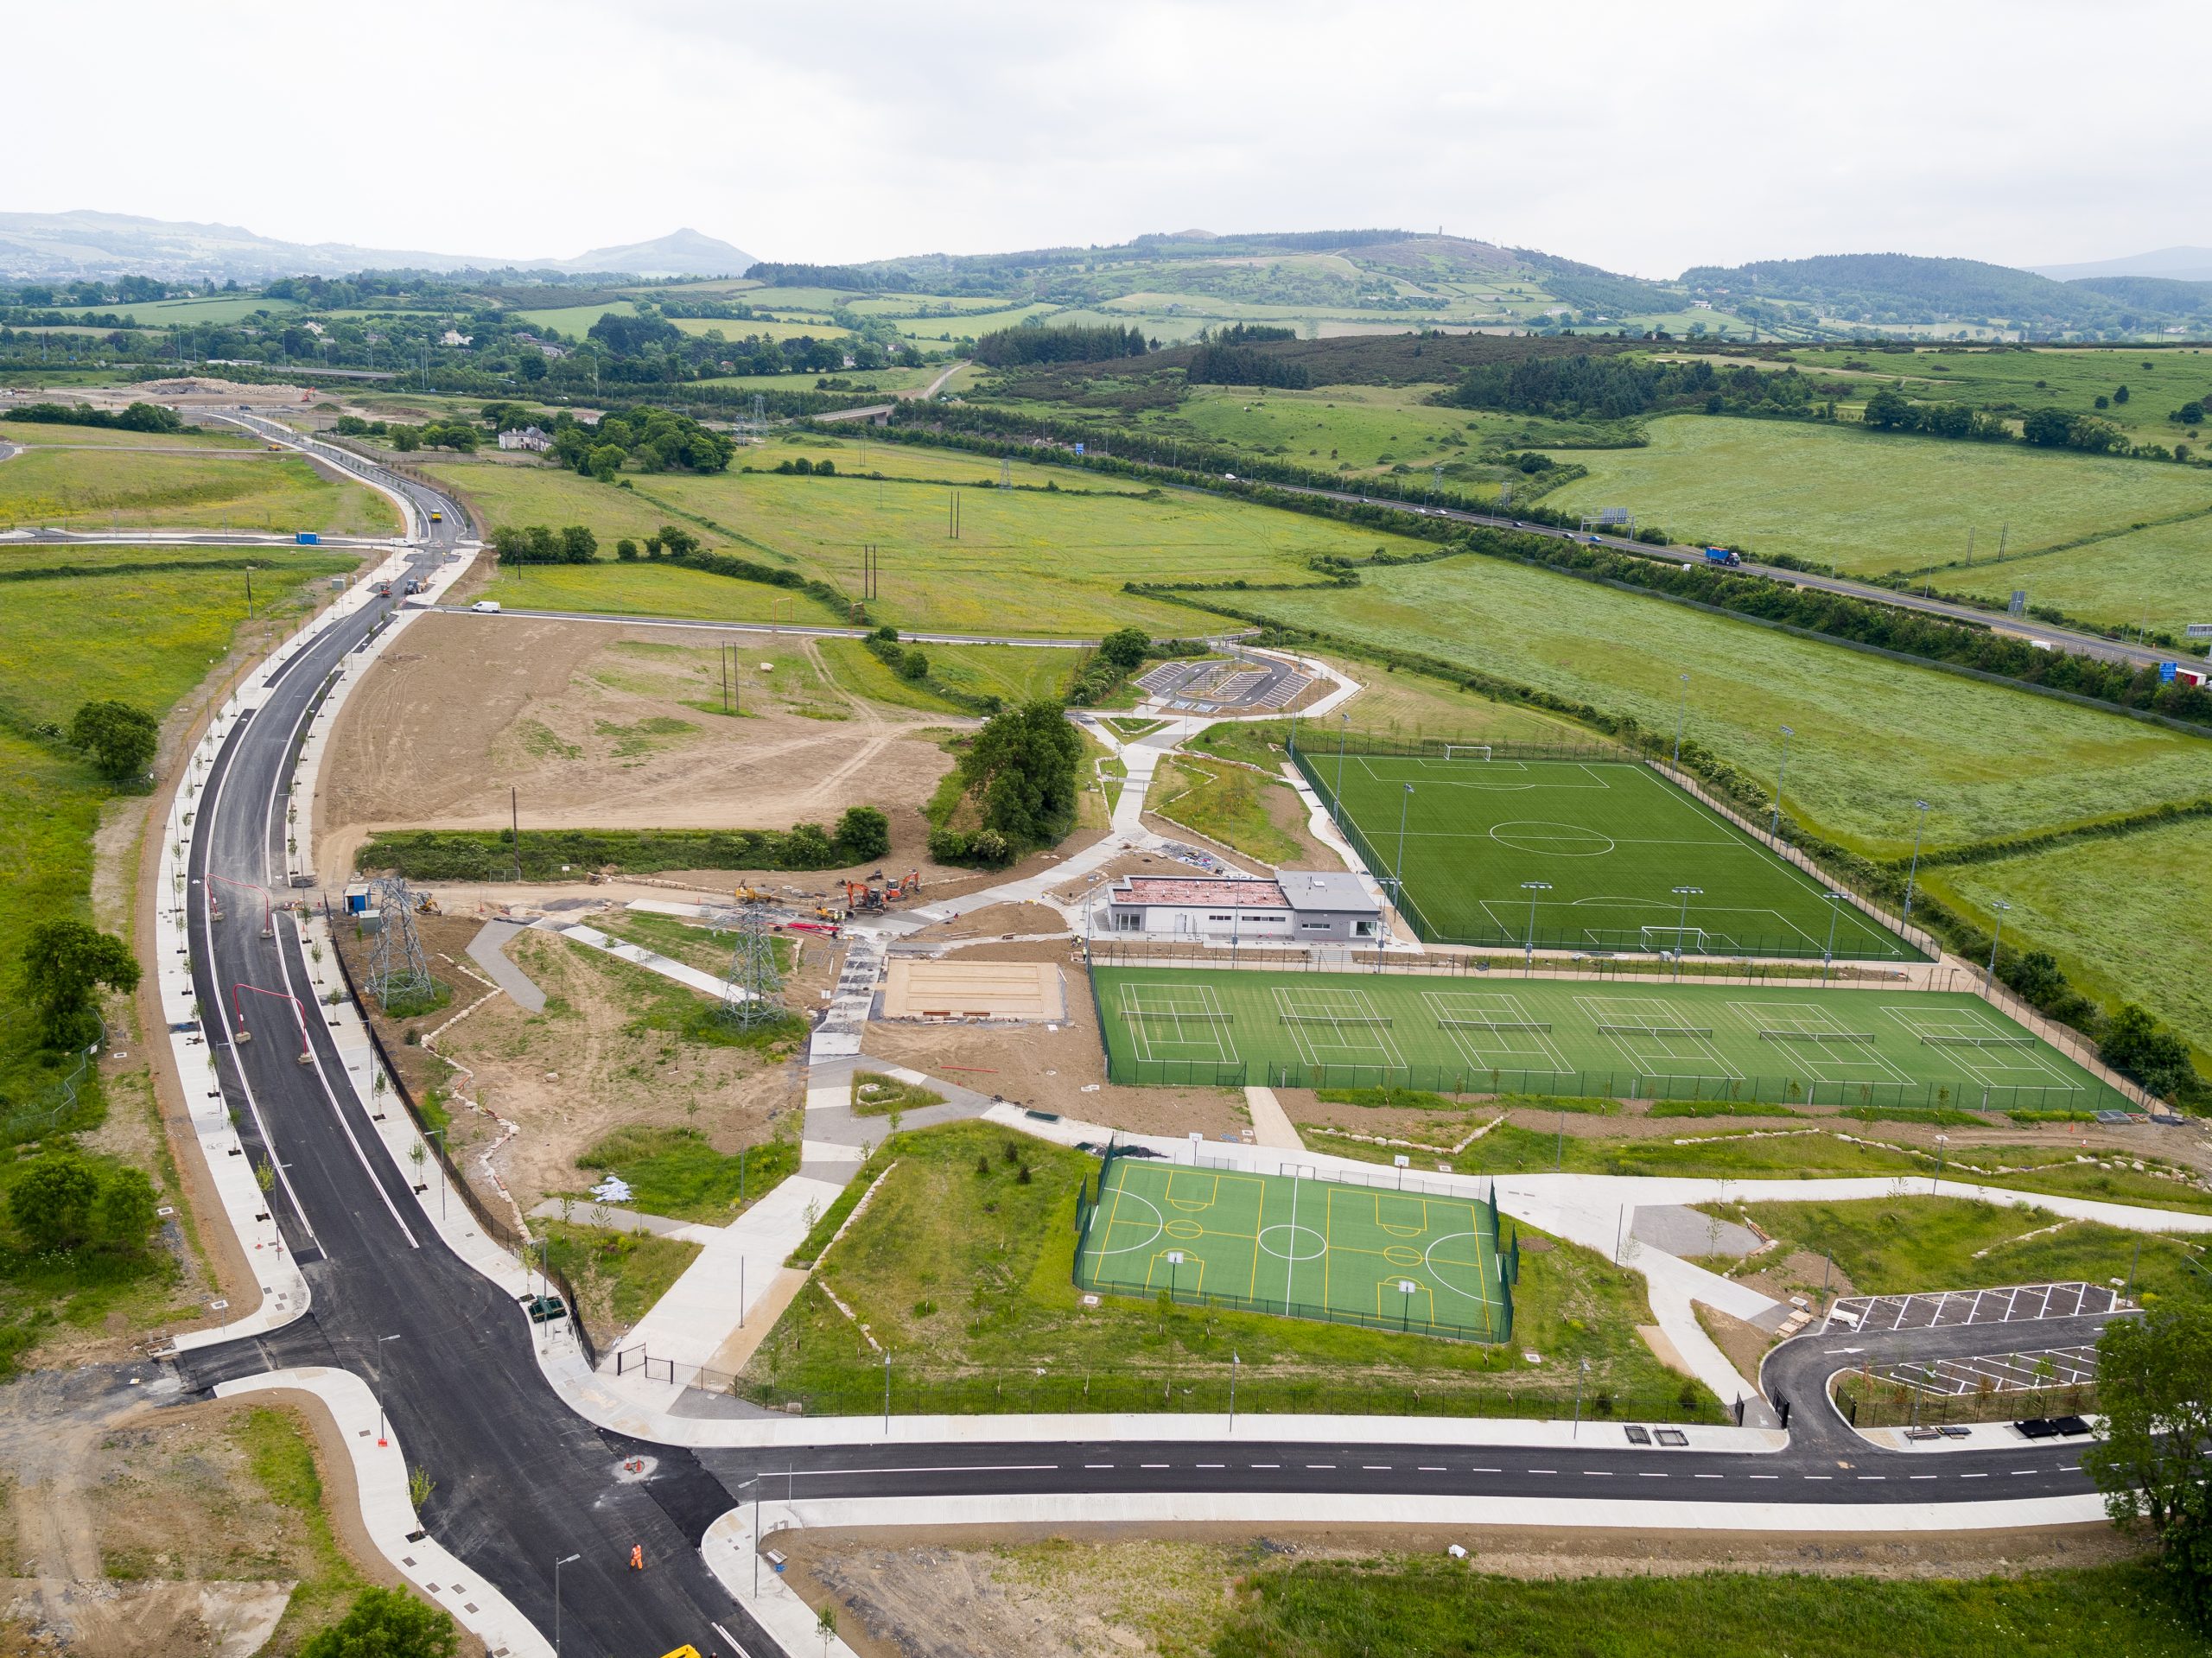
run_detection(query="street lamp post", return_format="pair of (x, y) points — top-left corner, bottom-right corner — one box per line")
(1333, 713), (1350, 829)
(1573, 1358), (1590, 1437)
(1986, 900), (2011, 990)
(425, 1127), (447, 1222)
(1669, 886), (1701, 981)
(373, 1332), (402, 1445)
(1821, 891), (1849, 985)
(553, 1553), (581, 1655)
(1902, 799), (1930, 924)
(1230, 1350), (1240, 1429)
(1673, 673), (1689, 771)
(1771, 725), (1793, 836)
(1521, 881), (1551, 974)
(1932, 1133), (1948, 1193)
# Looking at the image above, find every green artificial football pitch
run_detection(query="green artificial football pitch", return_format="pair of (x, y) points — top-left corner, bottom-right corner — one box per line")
(1090, 967), (2117, 1109)
(1295, 750), (1924, 962)
(1076, 1153), (1509, 1341)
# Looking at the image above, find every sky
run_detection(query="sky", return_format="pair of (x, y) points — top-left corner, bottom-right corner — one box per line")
(10, 0), (2206, 276)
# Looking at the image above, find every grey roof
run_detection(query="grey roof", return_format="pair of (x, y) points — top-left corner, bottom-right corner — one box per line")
(1276, 869), (1378, 914)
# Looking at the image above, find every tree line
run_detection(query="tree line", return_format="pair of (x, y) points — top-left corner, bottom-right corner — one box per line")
(972, 322), (1154, 368)
(6, 400), (185, 435)
(1442, 354), (1822, 421)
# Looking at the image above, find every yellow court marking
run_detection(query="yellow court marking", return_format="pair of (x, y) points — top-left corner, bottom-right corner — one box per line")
(1150, 1251), (1207, 1293)
(1382, 1243), (1422, 1268)
(1164, 1217), (1204, 1240)
(1162, 1170), (1220, 1211)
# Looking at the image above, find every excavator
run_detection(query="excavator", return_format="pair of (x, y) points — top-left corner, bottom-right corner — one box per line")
(842, 871), (922, 914)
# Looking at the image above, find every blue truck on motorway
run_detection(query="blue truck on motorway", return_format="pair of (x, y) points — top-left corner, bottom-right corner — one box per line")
(1702, 546), (1742, 567)
(295, 531), (319, 545)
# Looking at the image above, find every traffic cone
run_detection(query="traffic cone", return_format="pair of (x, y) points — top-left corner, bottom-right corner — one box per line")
(629, 1544), (644, 1572)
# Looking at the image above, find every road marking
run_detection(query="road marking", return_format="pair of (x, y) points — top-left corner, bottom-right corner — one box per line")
(1803, 1476), (1833, 1481)
(1419, 1466), (1446, 1472)
(1638, 1472), (1668, 1478)
(1910, 1474), (1938, 1481)
(1250, 1464), (1279, 1470)
(1362, 1464), (1392, 1471)
(1528, 1469), (1557, 1476)
(796, 1464), (1059, 1477)
(1141, 1463), (1169, 1470)
(1473, 1466), (1502, 1473)
(1084, 1464), (1114, 1470)
(1582, 1471), (1614, 1477)
(1961, 1472), (1988, 1479)
(1749, 1474), (1779, 1481)
(2010, 1468), (2037, 1476)
(1306, 1464), (1337, 1470)
(1694, 1473), (1725, 1480)
(1857, 1476), (1885, 1481)
(1197, 1463), (1224, 1470)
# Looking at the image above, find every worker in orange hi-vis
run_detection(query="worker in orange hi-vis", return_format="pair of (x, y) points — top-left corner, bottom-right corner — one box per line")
(630, 1544), (645, 1571)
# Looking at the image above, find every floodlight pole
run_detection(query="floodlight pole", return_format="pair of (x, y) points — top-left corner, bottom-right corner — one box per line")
(1985, 900), (2010, 990)
(1673, 673), (1688, 771)
(1821, 891), (1847, 985)
(1902, 800), (1930, 924)
(1670, 887), (1701, 981)
(1770, 725), (1793, 837)
(1520, 881), (1550, 975)
(1333, 713), (1350, 829)
(1393, 785), (1414, 916)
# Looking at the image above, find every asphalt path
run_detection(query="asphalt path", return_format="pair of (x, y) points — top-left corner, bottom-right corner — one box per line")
(1276, 482), (2175, 670)
(154, 422), (2121, 1657)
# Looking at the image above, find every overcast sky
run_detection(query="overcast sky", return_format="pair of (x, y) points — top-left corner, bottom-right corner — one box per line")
(12, 1), (2204, 276)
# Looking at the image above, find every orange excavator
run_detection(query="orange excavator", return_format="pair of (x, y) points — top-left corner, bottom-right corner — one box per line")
(842, 871), (922, 915)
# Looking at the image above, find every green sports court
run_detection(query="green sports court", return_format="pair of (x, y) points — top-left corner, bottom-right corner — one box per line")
(1074, 1150), (1513, 1342)
(1292, 743), (1925, 962)
(1090, 966), (2120, 1109)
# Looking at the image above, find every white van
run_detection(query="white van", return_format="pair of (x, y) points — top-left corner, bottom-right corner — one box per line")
(470, 600), (502, 613)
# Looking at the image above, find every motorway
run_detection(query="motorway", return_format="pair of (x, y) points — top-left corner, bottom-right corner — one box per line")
(152, 421), (2125, 1657)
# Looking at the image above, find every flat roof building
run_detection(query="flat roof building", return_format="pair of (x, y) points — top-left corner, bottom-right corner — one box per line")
(1101, 868), (1380, 943)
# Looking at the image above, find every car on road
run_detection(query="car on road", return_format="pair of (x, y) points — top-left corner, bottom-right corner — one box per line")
(470, 600), (501, 613)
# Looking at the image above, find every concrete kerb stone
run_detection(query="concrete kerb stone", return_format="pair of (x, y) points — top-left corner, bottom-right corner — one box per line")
(213, 1367), (554, 1658)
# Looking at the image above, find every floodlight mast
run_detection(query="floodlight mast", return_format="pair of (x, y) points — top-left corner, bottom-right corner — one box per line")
(1821, 891), (1849, 984)
(1902, 800), (1931, 923)
(1520, 881), (1551, 972)
(1771, 725), (1793, 836)
(1986, 900), (2011, 990)
(1669, 887), (1702, 981)
(1673, 674), (1689, 770)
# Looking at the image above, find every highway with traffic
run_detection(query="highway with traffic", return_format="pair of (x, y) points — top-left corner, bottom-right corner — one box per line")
(147, 411), (2135, 1657)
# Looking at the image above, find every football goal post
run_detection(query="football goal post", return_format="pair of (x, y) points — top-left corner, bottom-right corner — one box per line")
(1443, 745), (1492, 761)
(1640, 924), (1710, 955)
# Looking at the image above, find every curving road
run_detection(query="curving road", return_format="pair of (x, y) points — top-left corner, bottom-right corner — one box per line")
(154, 421), (2126, 1657)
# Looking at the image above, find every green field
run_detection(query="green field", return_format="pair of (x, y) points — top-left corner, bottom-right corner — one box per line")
(427, 435), (1436, 637)
(0, 446), (398, 536)
(1300, 750), (1916, 960)
(1790, 343), (2212, 443)
(0, 417), (254, 450)
(1077, 1153), (1510, 1341)
(1540, 416), (2212, 577)
(1924, 817), (2212, 1060)
(48, 294), (298, 327)
(1090, 968), (2113, 1109)
(1941, 514), (2212, 638)
(1232, 555), (2212, 856)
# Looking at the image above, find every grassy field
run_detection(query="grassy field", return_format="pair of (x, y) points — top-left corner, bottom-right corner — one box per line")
(814, 637), (1075, 711)
(741, 1121), (1711, 1418)
(1090, 968), (2107, 1110)
(1923, 817), (2212, 1059)
(1148, 753), (1307, 865)
(0, 417), (255, 450)
(1208, 1559), (2205, 1658)
(472, 556), (849, 626)
(426, 435), (1436, 637)
(1941, 513), (2212, 638)
(0, 446), (398, 536)
(563, 1123), (796, 1224)
(1231, 554), (2212, 856)
(48, 295), (299, 327)
(1719, 1196), (2210, 1304)
(1078, 1154), (1509, 1341)
(1790, 342), (2212, 442)
(1301, 753), (1916, 960)
(1540, 416), (2212, 577)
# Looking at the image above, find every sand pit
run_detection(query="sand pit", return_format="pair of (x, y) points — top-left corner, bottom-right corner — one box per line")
(881, 958), (1068, 1021)
(316, 613), (961, 881)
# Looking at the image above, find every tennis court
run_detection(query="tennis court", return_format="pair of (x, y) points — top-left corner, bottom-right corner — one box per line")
(1075, 1150), (1511, 1342)
(1294, 745), (1924, 962)
(1091, 966), (2116, 1109)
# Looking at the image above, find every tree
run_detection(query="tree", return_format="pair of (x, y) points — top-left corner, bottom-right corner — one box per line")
(835, 806), (891, 862)
(1859, 387), (1918, 430)
(2101, 1003), (2196, 1099)
(2021, 407), (2076, 446)
(2174, 400), (2207, 427)
(2114, 384), (2131, 403)
(8, 1153), (99, 1248)
(896, 649), (928, 683)
(68, 701), (157, 782)
(959, 701), (1082, 849)
(1096, 626), (1150, 673)
(22, 919), (139, 1048)
(558, 524), (598, 563)
(93, 1166), (158, 1248)
(2082, 1303), (2212, 1629)
(298, 1586), (458, 1658)
(615, 537), (639, 561)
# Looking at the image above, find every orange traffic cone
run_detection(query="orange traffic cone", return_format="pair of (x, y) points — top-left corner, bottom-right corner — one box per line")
(629, 1544), (644, 1572)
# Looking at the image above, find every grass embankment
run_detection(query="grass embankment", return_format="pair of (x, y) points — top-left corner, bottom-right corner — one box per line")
(1541, 413), (2212, 580)
(0, 554), (343, 1369)
(1304, 1113), (2212, 1214)
(849, 1072), (944, 1116)
(0, 416), (257, 451)
(1233, 556), (2212, 857)
(568, 1123), (798, 1224)
(425, 432), (1440, 637)
(741, 1123), (1714, 1420)
(1208, 1558), (2204, 1658)
(539, 1221), (701, 1344)
(1719, 1195), (2210, 1303)
(594, 911), (798, 980)
(1148, 753), (1307, 864)
(230, 1406), (372, 1651)
(0, 446), (399, 536)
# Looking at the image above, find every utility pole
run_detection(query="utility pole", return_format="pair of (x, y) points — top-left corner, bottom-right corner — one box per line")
(511, 787), (521, 883)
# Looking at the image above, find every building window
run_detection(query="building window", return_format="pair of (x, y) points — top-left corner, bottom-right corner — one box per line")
(1207, 914), (1233, 921)
(1300, 921), (1330, 931)
(1354, 920), (1376, 937)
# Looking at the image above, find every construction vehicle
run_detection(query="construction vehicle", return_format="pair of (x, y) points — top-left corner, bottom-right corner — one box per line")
(733, 885), (772, 905)
(415, 893), (440, 916)
(842, 880), (887, 915)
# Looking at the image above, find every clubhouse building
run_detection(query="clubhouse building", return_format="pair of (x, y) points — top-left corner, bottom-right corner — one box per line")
(1098, 870), (1381, 943)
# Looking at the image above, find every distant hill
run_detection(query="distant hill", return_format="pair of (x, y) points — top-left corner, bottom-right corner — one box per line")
(0, 210), (753, 283)
(1677, 251), (2121, 332)
(2034, 246), (2212, 283)
(544, 228), (754, 278)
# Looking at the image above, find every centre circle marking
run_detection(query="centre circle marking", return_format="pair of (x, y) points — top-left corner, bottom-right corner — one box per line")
(1163, 1218), (1204, 1240)
(1382, 1243), (1423, 1267)
(1490, 819), (1616, 857)
(1256, 1223), (1329, 1263)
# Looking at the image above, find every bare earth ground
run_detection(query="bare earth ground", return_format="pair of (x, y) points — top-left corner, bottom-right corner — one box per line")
(777, 1521), (2151, 1658)
(315, 613), (959, 884)
(902, 902), (1068, 943)
(863, 950), (1248, 1139)
(332, 912), (826, 1220)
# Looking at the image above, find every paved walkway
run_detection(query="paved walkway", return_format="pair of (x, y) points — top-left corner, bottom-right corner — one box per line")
(465, 919), (546, 1013)
(1243, 1085), (1306, 1151)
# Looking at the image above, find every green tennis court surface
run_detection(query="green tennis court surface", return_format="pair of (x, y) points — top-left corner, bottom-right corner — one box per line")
(1075, 1152), (1511, 1342)
(1294, 746), (1924, 962)
(1092, 966), (2119, 1109)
